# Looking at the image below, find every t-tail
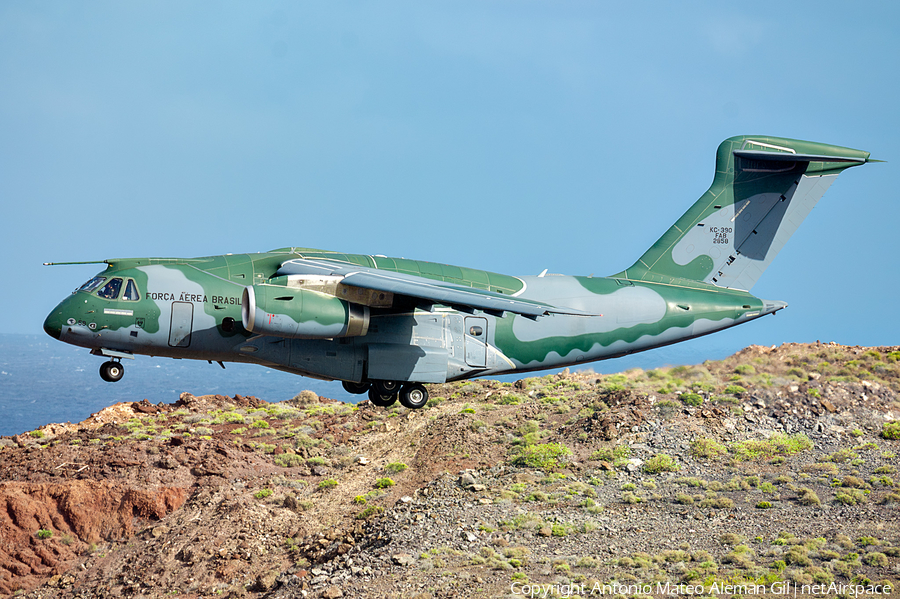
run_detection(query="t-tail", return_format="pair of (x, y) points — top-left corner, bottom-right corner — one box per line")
(617, 135), (874, 291)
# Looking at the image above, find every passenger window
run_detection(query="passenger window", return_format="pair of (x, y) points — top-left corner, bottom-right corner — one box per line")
(122, 279), (140, 301)
(77, 276), (106, 293)
(97, 278), (123, 299)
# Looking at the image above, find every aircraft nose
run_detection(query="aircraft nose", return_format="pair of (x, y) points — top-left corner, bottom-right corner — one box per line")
(43, 309), (63, 339)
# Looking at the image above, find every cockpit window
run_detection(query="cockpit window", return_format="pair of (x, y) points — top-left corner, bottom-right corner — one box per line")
(96, 278), (123, 299)
(122, 279), (140, 301)
(77, 276), (107, 293)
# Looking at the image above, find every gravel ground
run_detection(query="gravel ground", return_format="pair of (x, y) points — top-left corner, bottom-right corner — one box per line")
(2, 342), (899, 598)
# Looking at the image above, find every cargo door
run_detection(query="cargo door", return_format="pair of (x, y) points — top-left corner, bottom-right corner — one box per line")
(168, 301), (193, 347)
(464, 316), (487, 368)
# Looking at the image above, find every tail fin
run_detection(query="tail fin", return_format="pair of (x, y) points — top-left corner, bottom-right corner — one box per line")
(618, 135), (871, 291)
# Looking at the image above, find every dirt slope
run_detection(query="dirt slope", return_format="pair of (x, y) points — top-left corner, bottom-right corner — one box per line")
(1, 342), (898, 598)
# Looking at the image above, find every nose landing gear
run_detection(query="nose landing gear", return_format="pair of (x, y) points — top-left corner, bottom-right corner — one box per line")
(99, 360), (124, 382)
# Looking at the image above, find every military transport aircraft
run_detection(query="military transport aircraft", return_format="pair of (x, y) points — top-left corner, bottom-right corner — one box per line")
(44, 135), (875, 409)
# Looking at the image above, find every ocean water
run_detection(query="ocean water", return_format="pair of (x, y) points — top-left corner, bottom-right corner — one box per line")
(0, 333), (736, 437)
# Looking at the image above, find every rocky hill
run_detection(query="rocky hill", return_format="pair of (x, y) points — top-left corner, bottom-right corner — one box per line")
(1, 342), (899, 598)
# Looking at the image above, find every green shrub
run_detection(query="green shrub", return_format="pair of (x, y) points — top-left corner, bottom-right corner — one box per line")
(589, 445), (631, 464)
(356, 505), (384, 519)
(254, 489), (273, 499)
(36, 529), (53, 540)
(863, 552), (888, 568)
(384, 462), (408, 473)
(274, 454), (304, 468)
(730, 433), (812, 461)
(834, 489), (866, 505)
(881, 421), (900, 440)
(622, 491), (642, 504)
(512, 443), (572, 472)
(680, 392), (703, 406)
(375, 478), (395, 488)
(318, 479), (338, 490)
(497, 393), (524, 405)
(699, 495), (734, 509)
(797, 488), (821, 506)
(756, 501), (773, 509)
(724, 385), (747, 395)
(691, 438), (727, 459)
(643, 454), (680, 474)
(735, 364), (755, 375)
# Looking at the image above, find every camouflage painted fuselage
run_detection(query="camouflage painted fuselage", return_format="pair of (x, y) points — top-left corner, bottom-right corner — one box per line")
(43, 135), (874, 385)
(43, 251), (778, 383)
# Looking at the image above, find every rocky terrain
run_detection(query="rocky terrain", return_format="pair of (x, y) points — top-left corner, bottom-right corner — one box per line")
(1, 342), (899, 598)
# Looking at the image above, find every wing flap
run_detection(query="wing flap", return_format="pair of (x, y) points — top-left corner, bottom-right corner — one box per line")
(277, 258), (594, 317)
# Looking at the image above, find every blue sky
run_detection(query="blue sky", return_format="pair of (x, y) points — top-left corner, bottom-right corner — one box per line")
(3, 2), (898, 367)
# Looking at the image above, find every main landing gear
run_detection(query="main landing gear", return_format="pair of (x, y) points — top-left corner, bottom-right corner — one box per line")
(99, 360), (124, 382)
(342, 380), (429, 410)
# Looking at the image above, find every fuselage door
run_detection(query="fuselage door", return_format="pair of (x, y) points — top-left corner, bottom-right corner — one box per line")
(464, 316), (488, 368)
(168, 301), (194, 347)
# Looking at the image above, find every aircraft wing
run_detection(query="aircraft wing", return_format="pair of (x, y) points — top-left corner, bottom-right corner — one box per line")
(276, 258), (593, 317)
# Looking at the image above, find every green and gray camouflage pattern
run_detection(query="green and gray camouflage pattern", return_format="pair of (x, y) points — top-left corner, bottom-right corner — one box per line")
(43, 136), (875, 408)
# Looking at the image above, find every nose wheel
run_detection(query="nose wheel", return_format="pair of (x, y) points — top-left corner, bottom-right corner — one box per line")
(99, 360), (124, 382)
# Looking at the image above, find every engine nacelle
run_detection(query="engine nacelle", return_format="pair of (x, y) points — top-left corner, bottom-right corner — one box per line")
(241, 285), (369, 339)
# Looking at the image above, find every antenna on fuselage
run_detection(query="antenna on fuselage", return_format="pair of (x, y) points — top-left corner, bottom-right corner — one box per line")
(43, 260), (109, 266)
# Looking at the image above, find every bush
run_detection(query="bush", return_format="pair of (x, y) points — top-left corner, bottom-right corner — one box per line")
(36, 529), (53, 540)
(318, 479), (338, 490)
(274, 454), (304, 468)
(691, 438), (727, 459)
(589, 445), (631, 465)
(254, 489), (273, 499)
(680, 392), (703, 407)
(700, 495), (734, 509)
(863, 552), (888, 568)
(622, 491), (642, 504)
(730, 433), (812, 461)
(724, 385), (747, 395)
(356, 505), (384, 520)
(512, 443), (572, 472)
(834, 489), (866, 505)
(796, 487), (821, 506)
(882, 421), (900, 440)
(384, 462), (408, 473)
(643, 454), (680, 474)
(375, 478), (395, 489)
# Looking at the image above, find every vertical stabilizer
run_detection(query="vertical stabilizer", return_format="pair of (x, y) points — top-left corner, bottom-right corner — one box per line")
(617, 136), (870, 290)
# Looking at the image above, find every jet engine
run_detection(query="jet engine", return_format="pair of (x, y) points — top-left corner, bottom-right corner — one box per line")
(242, 284), (369, 339)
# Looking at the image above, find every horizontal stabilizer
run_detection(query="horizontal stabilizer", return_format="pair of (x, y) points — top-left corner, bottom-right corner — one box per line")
(732, 150), (868, 163)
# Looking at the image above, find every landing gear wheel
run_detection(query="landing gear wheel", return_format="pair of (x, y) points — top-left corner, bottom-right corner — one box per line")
(367, 386), (397, 408)
(342, 381), (370, 395)
(99, 361), (124, 382)
(374, 380), (400, 395)
(399, 383), (428, 410)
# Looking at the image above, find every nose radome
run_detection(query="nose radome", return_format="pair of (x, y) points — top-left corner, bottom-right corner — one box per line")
(43, 310), (62, 339)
